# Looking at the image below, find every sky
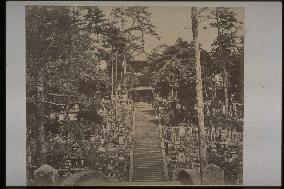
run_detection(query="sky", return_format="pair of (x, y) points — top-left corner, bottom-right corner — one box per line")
(99, 6), (245, 53)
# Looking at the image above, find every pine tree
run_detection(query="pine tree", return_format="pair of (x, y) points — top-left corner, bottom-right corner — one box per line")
(210, 7), (241, 115)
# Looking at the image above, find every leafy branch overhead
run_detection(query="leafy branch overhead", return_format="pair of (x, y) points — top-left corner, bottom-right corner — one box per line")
(26, 5), (159, 106)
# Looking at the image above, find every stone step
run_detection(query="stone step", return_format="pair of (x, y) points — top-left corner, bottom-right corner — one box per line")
(133, 156), (163, 163)
(135, 127), (159, 131)
(134, 146), (161, 148)
(133, 175), (165, 178)
(136, 129), (157, 130)
(133, 160), (163, 163)
(133, 158), (163, 161)
(133, 169), (164, 173)
(133, 175), (165, 177)
(134, 149), (161, 152)
(133, 173), (165, 176)
(133, 170), (164, 174)
(134, 162), (163, 166)
(134, 145), (161, 148)
(132, 177), (165, 181)
(133, 167), (164, 170)
(133, 155), (163, 158)
(133, 162), (164, 166)
(133, 173), (165, 177)
(134, 154), (162, 156)
(133, 167), (164, 171)
(135, 136), (160, 139)
(134, 143), (161, 146)
(134, 147), (161, 150)
(134, 152), (162, 155)
(136, 128), (159, 130)
(133, 156), (163, 159)
(135, 140), (161, 142)
(134, 149), (162, 152)
(133, 177), (165, 180)
(132, 179), (166, 182)
(132, 107), (166, 183)
(135, 143), (161, 145)
(135, 140), (160, 142)
(136, 131), (159, 133)
(134, 148), (161, 151)
(133, 174), (165, 178)
(135, 147), (161, 149)
(133, 164), (164, 168)
(133, 171), (165, 174)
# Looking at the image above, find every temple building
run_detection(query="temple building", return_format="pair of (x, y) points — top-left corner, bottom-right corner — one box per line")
(128, 52), (154, 102)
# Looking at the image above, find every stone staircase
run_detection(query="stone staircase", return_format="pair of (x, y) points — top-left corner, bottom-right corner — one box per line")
(61, 171), (93, 186)
(132, 103), (167, 182)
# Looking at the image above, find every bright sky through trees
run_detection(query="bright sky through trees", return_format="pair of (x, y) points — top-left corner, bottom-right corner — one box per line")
(100, 6), (244, 53)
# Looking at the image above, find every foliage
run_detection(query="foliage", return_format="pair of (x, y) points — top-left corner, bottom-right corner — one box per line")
(209, 7), (244, 101)
(148, 38), (211, 102)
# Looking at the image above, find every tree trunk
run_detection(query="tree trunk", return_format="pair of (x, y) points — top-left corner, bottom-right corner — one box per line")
(36, 67), (46, 166)
(223, 62), (229, 115)
(216, 8), (229, 115)
(124, 54), (127, 75)
(191, 7), (207, 183)
(115, 51), (118, 120)
(111, 59), (114, 96)
(123, 54), (127, 87)
(115, 51), (118, 87)
(141, 30), (145, 52)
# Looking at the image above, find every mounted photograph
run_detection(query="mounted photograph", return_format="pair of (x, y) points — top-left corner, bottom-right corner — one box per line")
(25, 5), (244, 186)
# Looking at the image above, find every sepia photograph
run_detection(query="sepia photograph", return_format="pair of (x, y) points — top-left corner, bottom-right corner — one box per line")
(25, 5), (245, 186)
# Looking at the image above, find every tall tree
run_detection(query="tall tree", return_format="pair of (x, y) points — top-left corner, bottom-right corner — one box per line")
(210, 7), (242, 115)
(147, 38), (212, 122)
(191, 7), (207, 183)
(26, 6), (110, 165)
(110, 6), (159, 87)
(26, 6), (74, 165)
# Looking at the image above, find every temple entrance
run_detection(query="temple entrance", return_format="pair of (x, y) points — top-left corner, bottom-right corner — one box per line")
(130, 87), (154, 103)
